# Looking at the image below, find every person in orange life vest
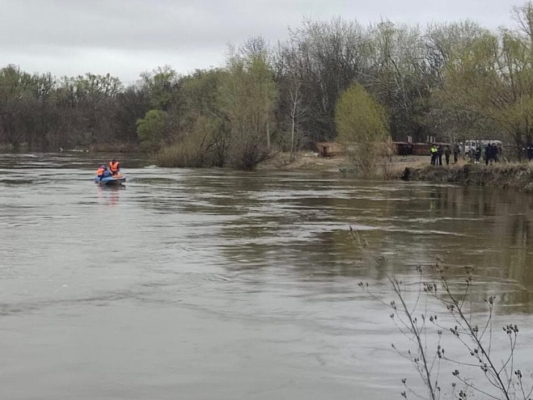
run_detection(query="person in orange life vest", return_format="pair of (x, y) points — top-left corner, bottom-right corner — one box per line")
(97, 165), (113, 180)
(109, 159), (120, 176)
(96, 165), (106, 180)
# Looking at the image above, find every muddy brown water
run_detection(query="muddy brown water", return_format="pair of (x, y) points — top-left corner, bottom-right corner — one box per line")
(1, 153), (533, 400)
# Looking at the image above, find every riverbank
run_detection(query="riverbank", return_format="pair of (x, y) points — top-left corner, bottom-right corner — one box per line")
(258, 152), (348, 172)
(258, 152), (429, 173)
(404, 163), (533, 192)
(260, 152), (533, 193)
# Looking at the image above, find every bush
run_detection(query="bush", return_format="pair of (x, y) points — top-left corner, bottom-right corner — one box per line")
(156, 113), (231, 168)
(228, 140), (270, 171)
(156, 137), (210, 168)
(137, 109), (168, 151)
(335, 82), (389, 177)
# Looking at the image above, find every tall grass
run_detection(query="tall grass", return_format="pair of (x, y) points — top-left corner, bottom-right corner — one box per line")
(156, 142), (208, 168)
(156, 124), (227, 169)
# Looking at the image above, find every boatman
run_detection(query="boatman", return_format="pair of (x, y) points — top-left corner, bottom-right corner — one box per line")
(109, 159), (120, 176)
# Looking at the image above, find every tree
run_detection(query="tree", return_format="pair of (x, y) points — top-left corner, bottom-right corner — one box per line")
(114, 86), (151, 144)
(2, 2), (533, 158)
(178, 69), (230, 166)
(219, 43), (279, 170)
(136, 109), (168, 151)
(436, 4), (533, 159)
(140, 66), (179, 111)
(366, 21), (434, 142)
(273, 42), (310, 159)
(335, 82), (389, 176)
(277, 19), (370, 144)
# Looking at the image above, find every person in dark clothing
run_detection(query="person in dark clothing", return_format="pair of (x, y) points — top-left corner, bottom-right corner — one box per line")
(444, 146), (451, 165)
(468, 148), (475, 161)
(485, 144), (493, 165)
(453, 144), (460, 164)
(400, 167), (411, 181)
(475, 146), (482, 163)
(491, 143), (498, 164)
(527, 143), (533, 161)
(437, 145), (443, 166)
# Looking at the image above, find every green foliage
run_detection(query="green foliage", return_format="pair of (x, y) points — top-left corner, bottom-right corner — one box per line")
(4, 2), (533, 159)
(156, 115), (227, 168)
(219, 41), (279, 170)
(335, 82), (389, 176)
(181, 69), (226, 118)
(181, 69), (231, 164)
(336, 82), (388, 143)
(434, 3), (533, 157)
(153, 69), (229, 167)
(156, 138), (207, 168)
(140, 66), (179, 110)
(136, 109), (168, 151)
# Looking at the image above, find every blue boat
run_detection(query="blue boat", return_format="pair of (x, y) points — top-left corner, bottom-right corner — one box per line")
(94, 175), (126, 186)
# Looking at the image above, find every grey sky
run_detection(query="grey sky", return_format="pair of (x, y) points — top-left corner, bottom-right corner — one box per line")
(0, 0), (518, 84)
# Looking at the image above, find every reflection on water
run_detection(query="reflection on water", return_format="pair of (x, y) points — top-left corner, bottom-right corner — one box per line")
(0, 153), (533, 400)
(139, 169), (533, 308)
(97, 186), (123, 207)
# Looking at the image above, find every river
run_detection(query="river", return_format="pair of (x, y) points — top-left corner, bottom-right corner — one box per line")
(1, 153), (532, 400)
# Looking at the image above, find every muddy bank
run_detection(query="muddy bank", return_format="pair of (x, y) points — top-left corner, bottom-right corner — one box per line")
(259, 152), (430, 174)
(403, 164), (533, 192)
(258, 152), (348, 172)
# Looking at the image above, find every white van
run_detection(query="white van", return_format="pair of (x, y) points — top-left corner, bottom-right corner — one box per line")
(463, 140), (502, 154)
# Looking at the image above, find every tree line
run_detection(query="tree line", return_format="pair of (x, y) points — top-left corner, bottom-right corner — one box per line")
(1, 2), (533, 168)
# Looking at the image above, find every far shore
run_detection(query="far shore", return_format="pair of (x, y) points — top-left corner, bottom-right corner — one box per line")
(259, 151), (533, 193)
(258, 151), (430, 174)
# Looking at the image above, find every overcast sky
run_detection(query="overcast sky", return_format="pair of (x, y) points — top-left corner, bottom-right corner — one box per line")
(0, 0), (518, 84)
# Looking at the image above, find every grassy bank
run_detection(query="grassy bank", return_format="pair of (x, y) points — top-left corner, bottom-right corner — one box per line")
(257, 152), (430, 173)
(258, 152), (350, 172)
(404, 163), (533, 192)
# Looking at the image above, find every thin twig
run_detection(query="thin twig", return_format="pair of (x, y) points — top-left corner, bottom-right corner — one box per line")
(389, 274), (437, 400)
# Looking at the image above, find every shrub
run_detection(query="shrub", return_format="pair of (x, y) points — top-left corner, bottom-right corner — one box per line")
(335, 82), (389, 177)
(156, 115), (227, 168)
(354, 227), (533, 400)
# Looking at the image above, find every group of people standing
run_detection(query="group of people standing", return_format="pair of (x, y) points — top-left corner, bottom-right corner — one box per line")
(430, 142), (504, 166)
(483, 143), (500, 165)
(96, 159), (120, 180)
(468, 143), (502, 165)
(430, 144), (461, 166)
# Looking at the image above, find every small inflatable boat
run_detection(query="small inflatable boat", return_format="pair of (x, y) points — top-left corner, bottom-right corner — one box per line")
(94, 175), (126, 186)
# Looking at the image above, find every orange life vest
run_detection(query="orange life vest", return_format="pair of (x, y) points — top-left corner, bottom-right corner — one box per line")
(97, 167), (105, 176)
(109, 161), (119, 174)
